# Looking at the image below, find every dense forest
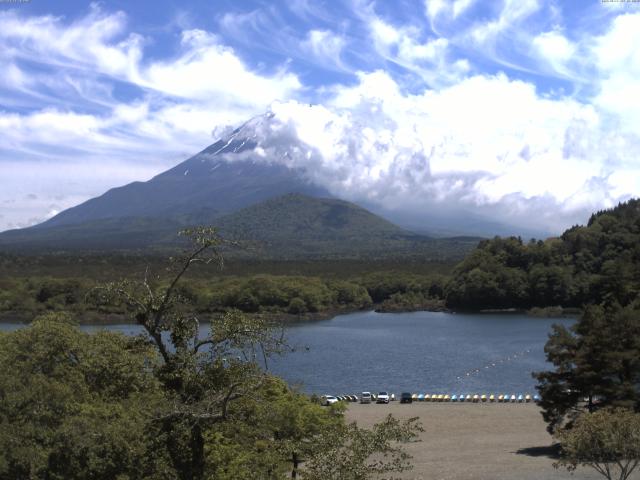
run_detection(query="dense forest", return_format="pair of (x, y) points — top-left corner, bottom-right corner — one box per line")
(0, 271), (447, 322)
(445, 199), (640, 310)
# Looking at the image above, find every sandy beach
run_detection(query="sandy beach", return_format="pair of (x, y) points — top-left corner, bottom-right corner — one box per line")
(345, 402), (605, 480)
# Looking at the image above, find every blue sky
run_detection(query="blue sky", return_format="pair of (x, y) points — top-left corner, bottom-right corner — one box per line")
(1, 0), (639, 233)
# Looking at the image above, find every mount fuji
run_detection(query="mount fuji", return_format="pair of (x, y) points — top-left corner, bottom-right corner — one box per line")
(0, 113), (507, 257)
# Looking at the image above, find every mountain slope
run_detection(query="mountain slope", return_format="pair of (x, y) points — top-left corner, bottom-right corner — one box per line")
(213, 193), (481, 259)
(215, 193), (415, 258)
(39, 116), (329, 229)
(0, 193), (481, 259)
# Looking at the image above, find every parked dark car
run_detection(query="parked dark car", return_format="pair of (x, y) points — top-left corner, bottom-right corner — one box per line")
(400, 392), (413, 404)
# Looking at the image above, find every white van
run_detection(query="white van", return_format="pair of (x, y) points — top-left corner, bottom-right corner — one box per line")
(361, 392), (372, 404)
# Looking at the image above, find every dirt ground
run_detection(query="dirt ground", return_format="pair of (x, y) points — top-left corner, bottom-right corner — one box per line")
(345, 402), (607, 480)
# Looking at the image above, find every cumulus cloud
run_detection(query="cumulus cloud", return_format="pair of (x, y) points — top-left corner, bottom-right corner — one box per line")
(209, 68), (637, 234)
(143, 29), (300, 103)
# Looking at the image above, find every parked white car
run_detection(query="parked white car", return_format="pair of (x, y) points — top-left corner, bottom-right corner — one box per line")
(377, 391), (390, 404)
(361, 392), (372, 404)
(320, 395), (339, 406)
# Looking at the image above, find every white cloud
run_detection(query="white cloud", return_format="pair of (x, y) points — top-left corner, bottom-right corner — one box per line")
(426, 0), (477, 20)
(425, 0), (447, 21)
(471, 0), (540, 44)
(591, 13), (640, 130)
(301, 29), (347, 69)
(0, 7), (143, 79)
(366, 15), (469, 86)
(142, 29), (300, 103)
(532, 30), (576, 74)
(453, 0), (477, 18)
(214, 70), (638, 233)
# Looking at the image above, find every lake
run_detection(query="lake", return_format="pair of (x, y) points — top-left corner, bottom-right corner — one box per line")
(0, 310), (572, 396)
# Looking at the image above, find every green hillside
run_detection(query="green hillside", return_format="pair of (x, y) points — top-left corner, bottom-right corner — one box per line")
(445, 198), (640, 310)
(213, 193), (479, 259)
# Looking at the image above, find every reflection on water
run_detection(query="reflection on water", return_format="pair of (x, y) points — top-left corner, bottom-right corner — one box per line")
(1, 310), (572, 395)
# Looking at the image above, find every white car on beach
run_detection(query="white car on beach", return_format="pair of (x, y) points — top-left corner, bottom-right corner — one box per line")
(377, 391), (390, 404)
(321, 395), (339, 406)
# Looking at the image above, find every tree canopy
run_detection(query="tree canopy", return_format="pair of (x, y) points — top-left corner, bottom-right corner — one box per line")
(534, 304), (640, 433)
(555, 408), (640, 480)
(445, 199), (640, 310)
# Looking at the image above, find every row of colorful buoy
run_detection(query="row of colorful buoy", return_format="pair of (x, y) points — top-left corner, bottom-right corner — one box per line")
(456, 349), (533, 381)
(333, 393), (540, 403)
(411, 393), (539, 403)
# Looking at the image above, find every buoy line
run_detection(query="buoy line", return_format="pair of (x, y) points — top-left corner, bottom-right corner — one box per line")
(454, 348), (533, 382)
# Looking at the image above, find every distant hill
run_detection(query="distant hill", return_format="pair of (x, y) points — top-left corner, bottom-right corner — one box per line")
(214, 193), (480, 259)
(0, 193), (481, 259)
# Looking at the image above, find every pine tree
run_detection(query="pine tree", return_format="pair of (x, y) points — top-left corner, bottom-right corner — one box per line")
(534, 305), (640, 433)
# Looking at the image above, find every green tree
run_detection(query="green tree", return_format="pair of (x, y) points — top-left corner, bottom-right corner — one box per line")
(89, 227), (287, 479)
(555, 408), (640, 480)
(534, 305), (640, 433)
(202, 377), (341, 480)
(0, 312), (168, 480)
(301, 415), (423, 480)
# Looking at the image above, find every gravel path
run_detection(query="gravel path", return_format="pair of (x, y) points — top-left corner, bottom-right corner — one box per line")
(345, 402), (608, 480)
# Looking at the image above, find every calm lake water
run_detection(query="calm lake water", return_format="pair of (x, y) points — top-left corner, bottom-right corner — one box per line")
(0, 310), (572, 395)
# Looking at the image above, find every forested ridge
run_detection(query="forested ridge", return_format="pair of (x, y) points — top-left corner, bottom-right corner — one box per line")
(445, 199), (640, 310)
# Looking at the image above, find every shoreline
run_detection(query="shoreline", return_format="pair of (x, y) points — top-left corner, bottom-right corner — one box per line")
(0, 304), (578, 325)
